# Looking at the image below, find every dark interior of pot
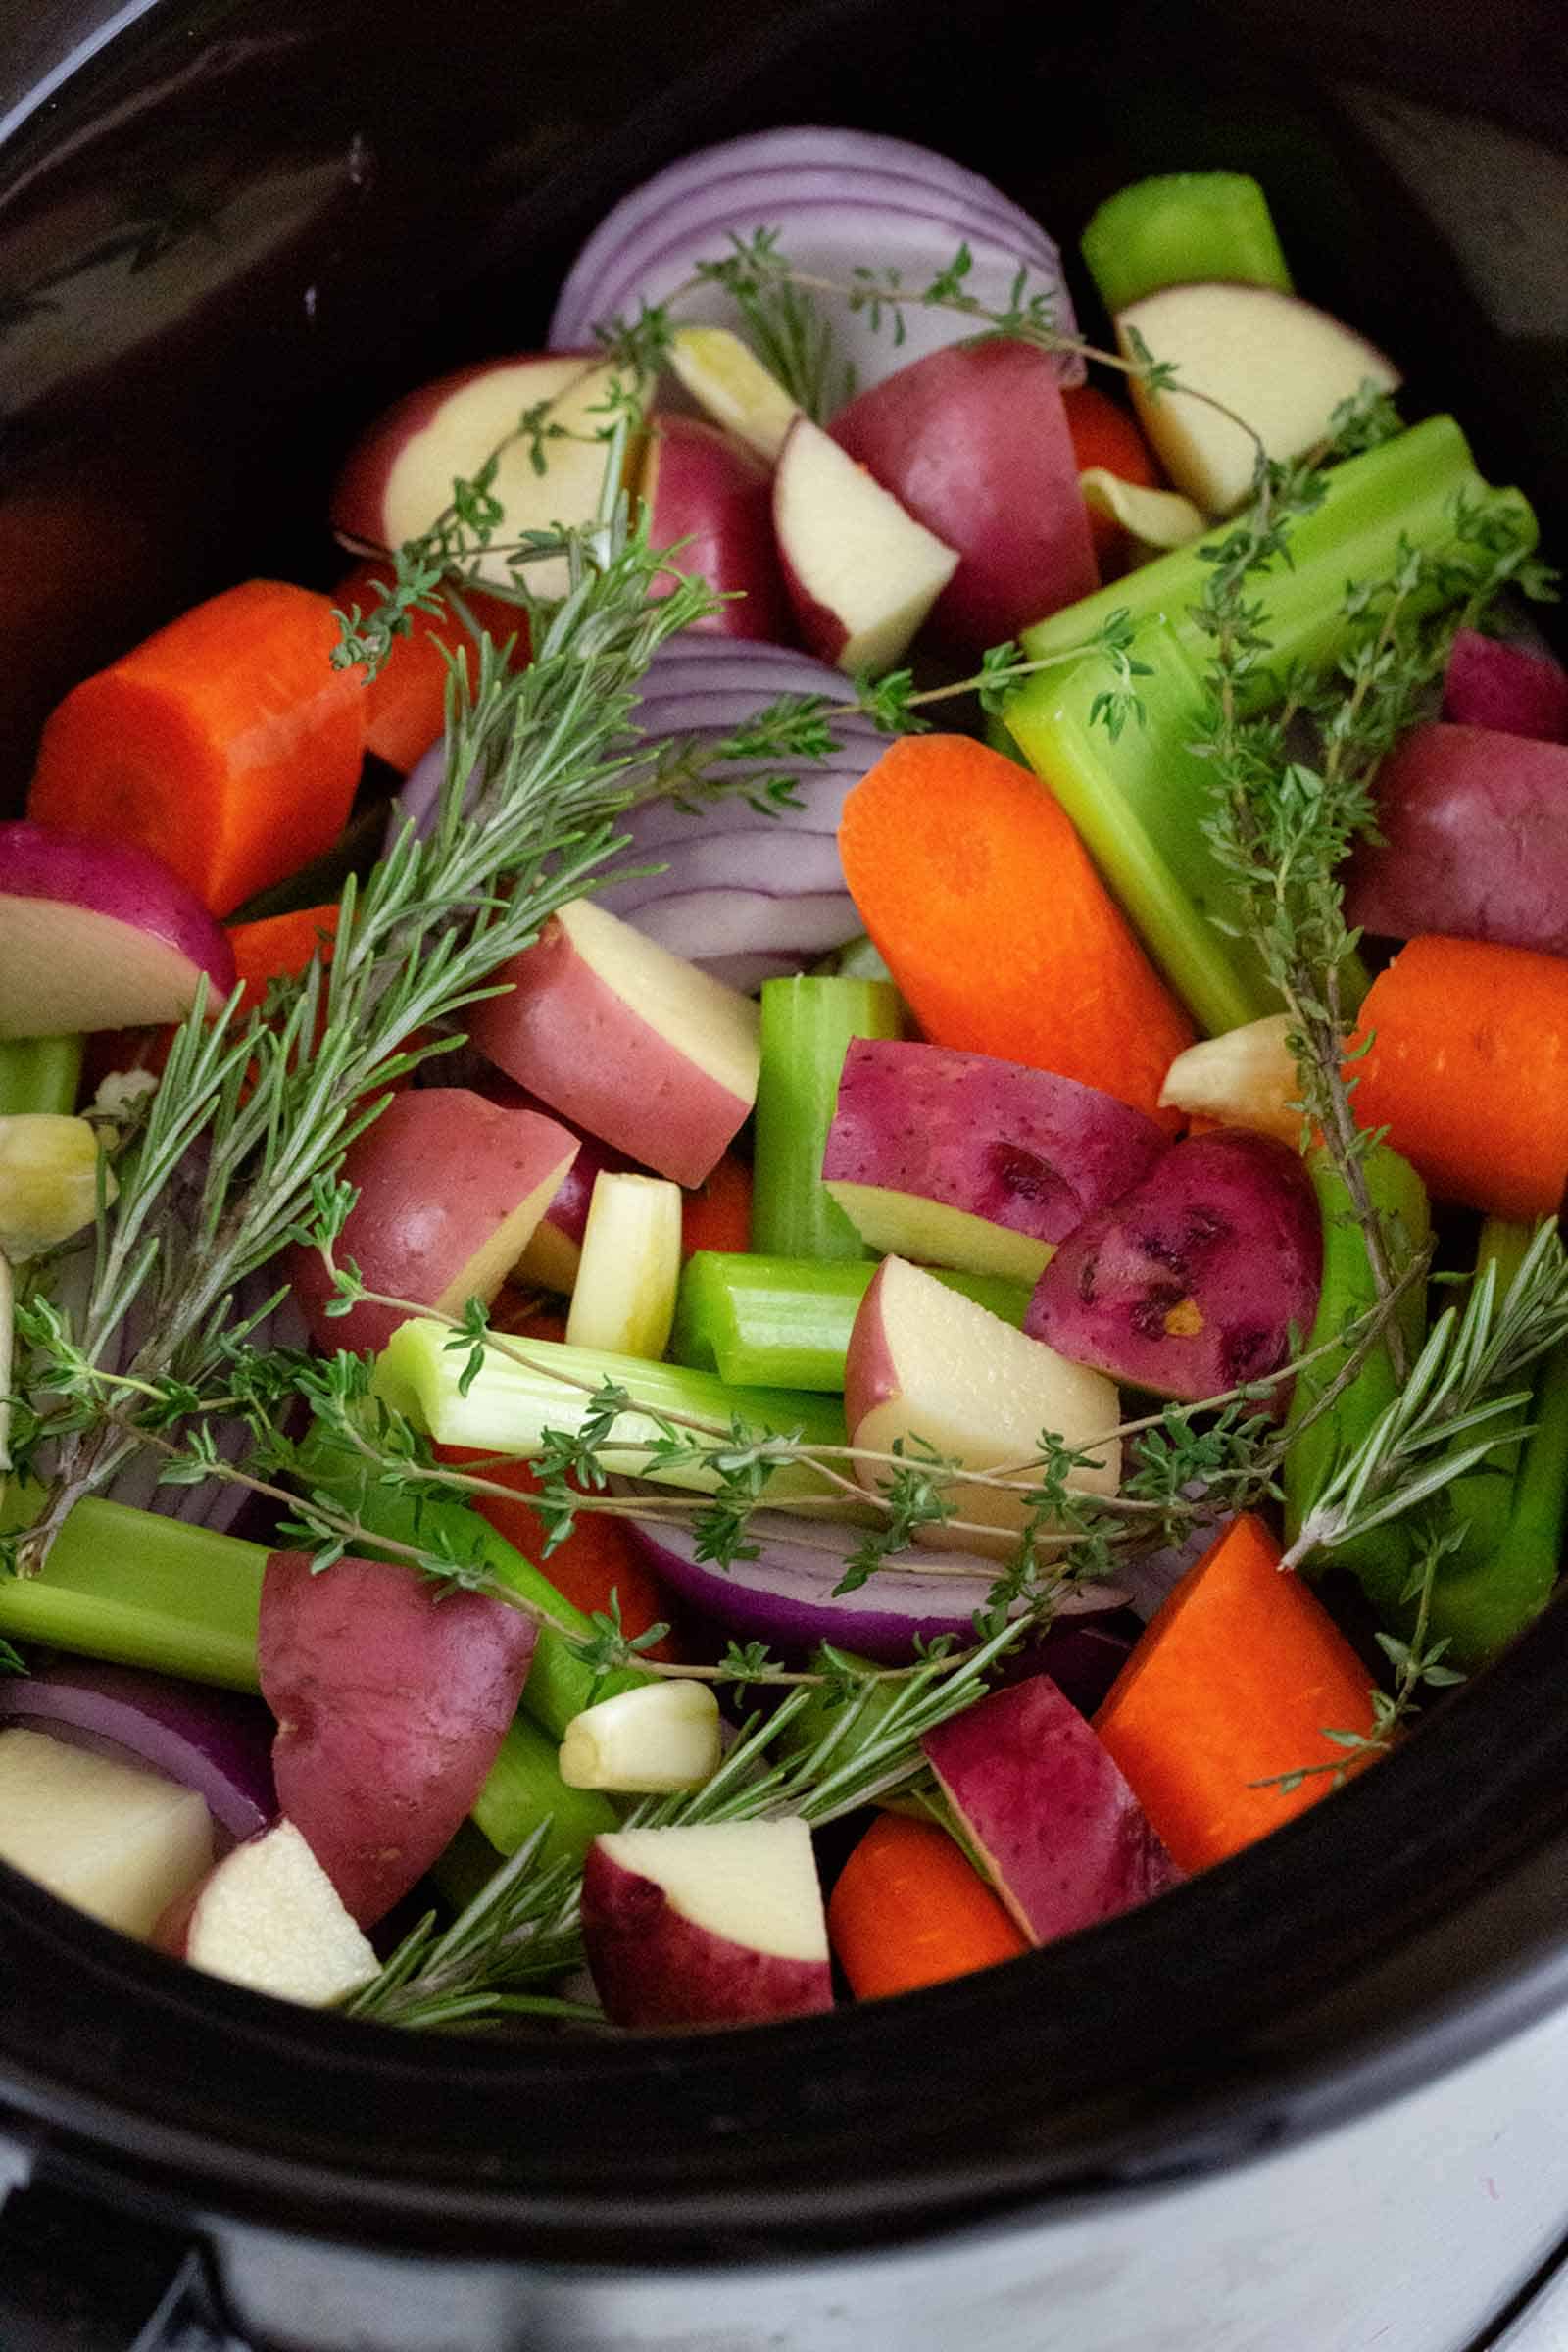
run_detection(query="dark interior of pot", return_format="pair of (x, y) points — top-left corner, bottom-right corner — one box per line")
(2, 0), (1568, 2278)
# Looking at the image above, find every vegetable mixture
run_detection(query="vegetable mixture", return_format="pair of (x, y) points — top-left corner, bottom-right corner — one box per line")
(1, 132), (1564, 2034)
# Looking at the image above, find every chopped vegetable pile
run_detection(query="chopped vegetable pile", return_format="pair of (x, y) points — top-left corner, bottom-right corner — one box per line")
(1, 136), (1565, 2035)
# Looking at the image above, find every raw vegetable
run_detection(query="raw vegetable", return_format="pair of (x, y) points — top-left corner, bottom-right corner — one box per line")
(0, 821), (238, 1038)
(666, 327), (801, 462)
(466, 897), (760, 1189)
(0, 1657), (275, 1840)
(28, 581), (365, 916)
(772, 415), (959, 672)
(1060, 382), (1162, 566)
(1116, 282), (1400, 515)
(447, 1448), (679, 1663)
(0, 1726), (214, 1938)
(1424, 1338), (1568, 1668)
(0, 1036), (83, 1118)
(547, 124), (1080, 398)
(1094, 1514), (1380, 1872)
(166, 1818), (379, 2007)
(680, 1152), (753, 1258)
(845, 1255), (1121, 1555)
(822, 1038), (1170, 1283)
(837, 733), (1196, 1123)
(559, 1681), (721, 1794)
(828, 338), (1100, 648)
(924, 1675), (1181, 1944)
(227, 903), (339, 1014)
(1002, 621), (1279, 1034)
(0, 1115), (113, 1255)
(258, 1549), (538, 1928)
(827, 1813), (1027, 1998)
(638, 414), (786, 640)
(1344, 722), (1568, 955)
(579, 1820), (833, 2030)
(337, 562), (526, 773)
(468, 1718), (618, 1871)
(1282, 1144), (1432, 1625)
(286, 1088), (579, 1354)
(1025, 1128), (1323, 1400)
(1443, 627), (1568, 740)
(564, 1171), (683, 1359)
(1080, 172), (1293, 315)
(1345, 936), (1568, 1218)
(751, 976), (904, 1262)
(669, 1250), (1033, 1393)
(1158, 1015), (1299, 1142)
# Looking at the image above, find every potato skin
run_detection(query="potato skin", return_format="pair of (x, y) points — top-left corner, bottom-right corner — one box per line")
(1024, 1128), (1321, 1400)
(259, 1551), (537, 1927)
(1345, 722), (1568, 956)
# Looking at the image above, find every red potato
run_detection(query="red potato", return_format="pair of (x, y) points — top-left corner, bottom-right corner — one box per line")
(286, 1088), (578, 1353)
(0, 820), (236, 1038)
(923, 1676), (1180, 1945)
(772, 415), (959, 673)
(466, 897), (760, 1188)
(461, 1068), (647, 1296)
(1344, 722), (1568, 956)
(162, 1818), (379, 2007)
(580, 1820), (833, 2029)
(258, 1551), (537, 1928)
(1025, 1127), (1322, 1400)
(829, 338), (1100, 649)
(1444, 628), (1568, 742)
(1117, 281), (1400, 514)
(845, 1254), (1121, 1557)
(639, 414), (789, 641)
(331, 352), (635, 601)
(822, 1038), (1170, 1283)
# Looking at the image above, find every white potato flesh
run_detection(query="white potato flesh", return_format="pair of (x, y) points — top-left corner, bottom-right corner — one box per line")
(0, 1726), (213, 1938)
(597, 1819), (829, 1960)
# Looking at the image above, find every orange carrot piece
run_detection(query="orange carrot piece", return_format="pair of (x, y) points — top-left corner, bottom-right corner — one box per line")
(681, 1152), (753, 1257)
(1346, 934), (1568, 1220)
(437, 1444), (683, 1663)
(827, 1813), (1027, 1999)
(226, 903), (340, 1015)
(1093, 1513), (1378, 1873)
(337, 565), (530, 774)
(838, 733), (1194, 1124)
(29, 580), (365, 917)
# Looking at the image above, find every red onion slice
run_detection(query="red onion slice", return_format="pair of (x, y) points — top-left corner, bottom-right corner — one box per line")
(0, 1657), (276, 1839)
(551, 126), (1080, 389)
(631, 888), (860, 961)
(598, 828), (849, 912)
(623, 1508), (1122, 1665)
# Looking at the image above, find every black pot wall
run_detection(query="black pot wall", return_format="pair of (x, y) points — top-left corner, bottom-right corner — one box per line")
(2, 0), (1568, 2313)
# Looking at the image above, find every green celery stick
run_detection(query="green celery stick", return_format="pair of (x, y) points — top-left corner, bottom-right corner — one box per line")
(0, 1037), (84, 1117)
(1019, 417), (1532, 679)
(294, 1423), (647, 1738)
(1427, 1337), (1568, 1668)
(810, 936), (895, 983)
(0, 1488), (265, 1690)
(467, 1713), (618, 1867)
(1081, 172), (1293, 315)
(751, 976), (903, 1259)
(1283, 1144), (1432, 1625)
(373, 1318), (847, 1500)
(670, 1251), (1032, 1391)
(1442, 1220), (1535, 1577)
(1004, 616), (1278, 1033)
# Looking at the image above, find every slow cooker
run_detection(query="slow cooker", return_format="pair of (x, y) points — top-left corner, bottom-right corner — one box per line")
(3, 2), (1568, 2345)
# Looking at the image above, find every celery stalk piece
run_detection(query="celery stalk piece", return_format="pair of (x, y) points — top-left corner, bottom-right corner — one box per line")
(1005, 617), (1277, 1033)
(374, 1318), (848, 1498)
(0, 1491), (266, 1690)
(1081, 172), (1293, 315)
(1428, 1337), (1568, 1669)
(293, 1423), (647, 1739)
(1019, 417), (1533, 679)
(1283, 1144), (1432, 1625)
(0, 1037), (84, 1118)
(670, 1251), (1032, 1391)
(1441, 1220), (1535, 1578)
(751, 977), (904, 1260)
(468, 1713), (619, 1866)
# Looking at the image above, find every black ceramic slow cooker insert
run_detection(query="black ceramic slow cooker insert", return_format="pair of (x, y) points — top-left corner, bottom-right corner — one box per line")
(2, 2), (1568, 2346)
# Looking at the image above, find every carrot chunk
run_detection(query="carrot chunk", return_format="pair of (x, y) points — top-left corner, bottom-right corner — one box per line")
(680, 1152), (754, 1257)
(1345, 934), (1568, 1219)
(337, 565), (529, 774)
(828, 1812), (1027, 1999)
(29, 580), (365, 916)
(226, 903), (340, 1016)
(1093, 1513), (1378, 1872)
(838, 733), (1194, 1124)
